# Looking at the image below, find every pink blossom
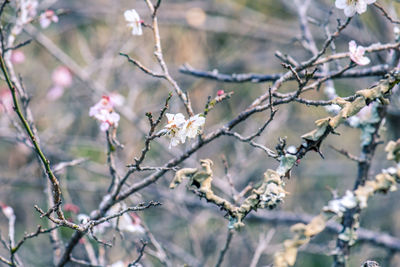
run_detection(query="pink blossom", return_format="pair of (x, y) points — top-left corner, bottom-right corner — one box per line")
(64, 203), (80, 214)
(52, 66), (72, 88)
(89, 95), (122, 131)
(217, 90), (224, 96)
(349, 40), (370, 66)
(109, 92), (125, 107)
(10, 50), (25, 64)
(0, 89), (13, 114)
(46, 85), (65, 101)
(39, 10), (59, 29)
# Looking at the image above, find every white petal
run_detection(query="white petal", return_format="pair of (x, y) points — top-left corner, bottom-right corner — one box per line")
(40, 17), (51, 28)
(100, 122), (109, 131)
(344, 6), (356, 17)
(124, 9), (140, 22)
(348, 40), (357, 54)
(131, 26), (143, 36)
(357, 56), (370, 65)
(356, 2), (368, 14)
(356, 46), (366, 56)
(166, 113), (174, 122)
(89, 106), (97, 117)
(175, 113), (185, 122)
(365, 0), (376, 4)
(335, 0), (347, 9)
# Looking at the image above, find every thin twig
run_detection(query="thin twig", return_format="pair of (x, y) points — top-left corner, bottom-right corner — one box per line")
(215, 229), (234, 267)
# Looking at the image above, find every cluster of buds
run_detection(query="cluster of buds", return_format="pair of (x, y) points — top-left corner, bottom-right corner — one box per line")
(89, 93), (124, 131)
(164, 113), (205, 148)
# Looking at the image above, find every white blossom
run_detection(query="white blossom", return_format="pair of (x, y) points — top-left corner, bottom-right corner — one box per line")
(39, 10), (59, 29)
(164, 113), (206, 148)
(349, 40), (370, 66)
(182, 114), (205, 139)
(20, 0), (38, 24)
(12, 0), (38, 37)
(335, 0), (376, 17)
(165, 113), (186, 148)
(124, 9), (143, 36)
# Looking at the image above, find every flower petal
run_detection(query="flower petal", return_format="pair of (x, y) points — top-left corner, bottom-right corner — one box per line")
(344, 6), (356, 17)
(335, 0), (347, 9)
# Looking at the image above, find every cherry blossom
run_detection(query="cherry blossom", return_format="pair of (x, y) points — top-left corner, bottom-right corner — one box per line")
(52, 66), (72, 88)
(47, 66), (73, 100)
(11, 50), (25, 64)
(0, 89), (13, 114)
(164, 113), (206, 148)
(181, 114), (205, 139)
(89, 95), (123, 131)
(11, 0), (38, 37)
(348, 40), (370, 66)
(335, 0), (376, 17)
(39, 10), (59, 29)
(165, 113), (187, 148)
(124, 9), (143, 36)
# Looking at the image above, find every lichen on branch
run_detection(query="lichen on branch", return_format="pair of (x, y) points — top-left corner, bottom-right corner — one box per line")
(170, 159), (288, 229)
(273, 139), (400, 267)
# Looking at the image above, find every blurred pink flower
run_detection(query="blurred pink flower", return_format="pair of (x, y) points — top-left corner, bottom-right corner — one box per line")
(64, 203), (80, 214)
(349, 40), (370, 65)
(109, 92), (125, 107)
(46, 85), (65, 101)
(52, 66), (72, 88)
(0, 89), (13, 114)
(39, 10), (59, 29)
(217, 90), (224, 96)
(89, 95), (122, 131)
(10, 50), (25, 64)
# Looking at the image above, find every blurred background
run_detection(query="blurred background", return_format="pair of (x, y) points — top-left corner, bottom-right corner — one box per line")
(1, 0), (400, 266)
